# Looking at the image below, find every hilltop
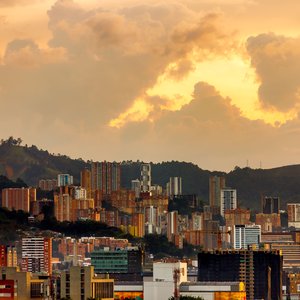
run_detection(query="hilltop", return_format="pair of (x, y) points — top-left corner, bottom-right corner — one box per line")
(1, 137), (300, 210)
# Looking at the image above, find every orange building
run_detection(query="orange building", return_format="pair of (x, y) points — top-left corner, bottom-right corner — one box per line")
(100, 210), (119, 227)
(224, 208), (251, 227)
(81, 168), (92, 199)
(255, 213), (281, 232)
(0, 246), (17, 268)
(111, 189), (136, 214)
(183, 230), (204, 246)
(131, 213), (145, 237)
(2, 187), (36, 213)
(54, 194), (94, 222)
(137, 195), (168, 213)
(288, 273), (300, 295)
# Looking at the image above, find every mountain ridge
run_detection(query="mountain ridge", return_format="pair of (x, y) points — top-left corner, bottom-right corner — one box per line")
(1, 137), (300, 211)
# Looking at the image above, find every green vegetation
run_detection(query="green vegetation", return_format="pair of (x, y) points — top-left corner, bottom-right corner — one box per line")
(1, 137), (300, 211)
(0, 137), (87, 186)
(143, 234), (200, 259)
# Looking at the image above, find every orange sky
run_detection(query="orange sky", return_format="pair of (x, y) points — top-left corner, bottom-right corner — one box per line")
(1, 0), (300, 170)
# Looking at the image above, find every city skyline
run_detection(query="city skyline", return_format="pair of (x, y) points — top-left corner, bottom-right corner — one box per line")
(1, 0), (300, 171)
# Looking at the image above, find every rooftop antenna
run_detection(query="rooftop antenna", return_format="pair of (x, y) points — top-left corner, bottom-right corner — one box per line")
(246, 160), (249, 167)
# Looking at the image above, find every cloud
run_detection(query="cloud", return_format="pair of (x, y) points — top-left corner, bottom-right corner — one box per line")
(0, 0), (37, 7)
(3, 39), (67, 67)
(114, 82), (281, 170)
(2, 0), (300, 170)
(247, 33), (300, 112)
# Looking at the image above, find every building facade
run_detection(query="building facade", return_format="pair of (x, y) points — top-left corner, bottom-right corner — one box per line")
(209, 176), (226, 208)
(91, 161), (121, 195)
(57, 174), (73, 187)
(220, 188), (237, 216)
(140, 163), (151, 193)
(233, 224), (261, 249)
(198, 249), (283, 300)
(60, 266), (114, 300)
(2, 188), (36, 213)
(287, 203), (300, 228)
(21, 237), (52, 275)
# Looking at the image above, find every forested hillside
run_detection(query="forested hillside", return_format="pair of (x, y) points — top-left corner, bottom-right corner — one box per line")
(1, 137), (300, 211)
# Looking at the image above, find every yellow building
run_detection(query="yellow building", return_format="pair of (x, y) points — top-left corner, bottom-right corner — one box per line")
(61, 266), (114, 300)
(0, 267), (51, 300)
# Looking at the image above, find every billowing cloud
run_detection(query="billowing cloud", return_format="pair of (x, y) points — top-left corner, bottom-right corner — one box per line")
(247, 33), (300, 112)
(1, 0), (300, 170)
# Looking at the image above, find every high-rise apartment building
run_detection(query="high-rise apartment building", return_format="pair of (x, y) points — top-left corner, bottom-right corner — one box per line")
(91, 161), (121, 195)
(131, 179), (141, 198)
(80, 168), (92, 198)
(209, 176), (225, 208)
(167, 177), (182, 197)
(21, 237), (52, 275)
(262, 196), (280, 214)
(198, 249), (283, 300)
(131, 213), (145, 237)
(167, 211), (178, 241)
(54, 191), (94, 222)
(140, 163), (151, 193)
(57, 174), (73, 187)
(2, 187), (36, 212)
(287, 203), (300, 228)
(220, 188), (237, 216)
(233, 224), (261, 249)
(38, 179), (58, 191)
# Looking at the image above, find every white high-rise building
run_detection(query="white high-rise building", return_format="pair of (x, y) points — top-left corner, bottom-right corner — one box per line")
(220, 188), (237, 216)
(57, 174), (73, 187)
(167, 177), (182, 197)
(74, 187), (87, 200)
(140, 163), (151, 193)
(21, 237), (52, 274)
(233, 224), (261, 249)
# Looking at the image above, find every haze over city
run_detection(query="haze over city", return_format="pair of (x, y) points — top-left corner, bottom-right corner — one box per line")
(1, 0), (300, 170)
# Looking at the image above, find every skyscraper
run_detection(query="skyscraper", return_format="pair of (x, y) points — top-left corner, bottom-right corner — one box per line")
(220, 188), (237, 216)
(140, 163), (151, 193)
(91, 161), (121, 195)
(209, 176), (225, 208)
(81, 168), (92, 198)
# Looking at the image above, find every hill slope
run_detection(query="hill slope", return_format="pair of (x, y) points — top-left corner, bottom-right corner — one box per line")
(0, 138), (87, 186)
(1, 138), (300, 210)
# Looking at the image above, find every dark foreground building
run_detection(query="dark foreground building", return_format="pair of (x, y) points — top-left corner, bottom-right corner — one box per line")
(198, 248), (282, 300)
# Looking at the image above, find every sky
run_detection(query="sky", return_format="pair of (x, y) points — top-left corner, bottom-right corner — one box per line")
(1, 0), (300, 171)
